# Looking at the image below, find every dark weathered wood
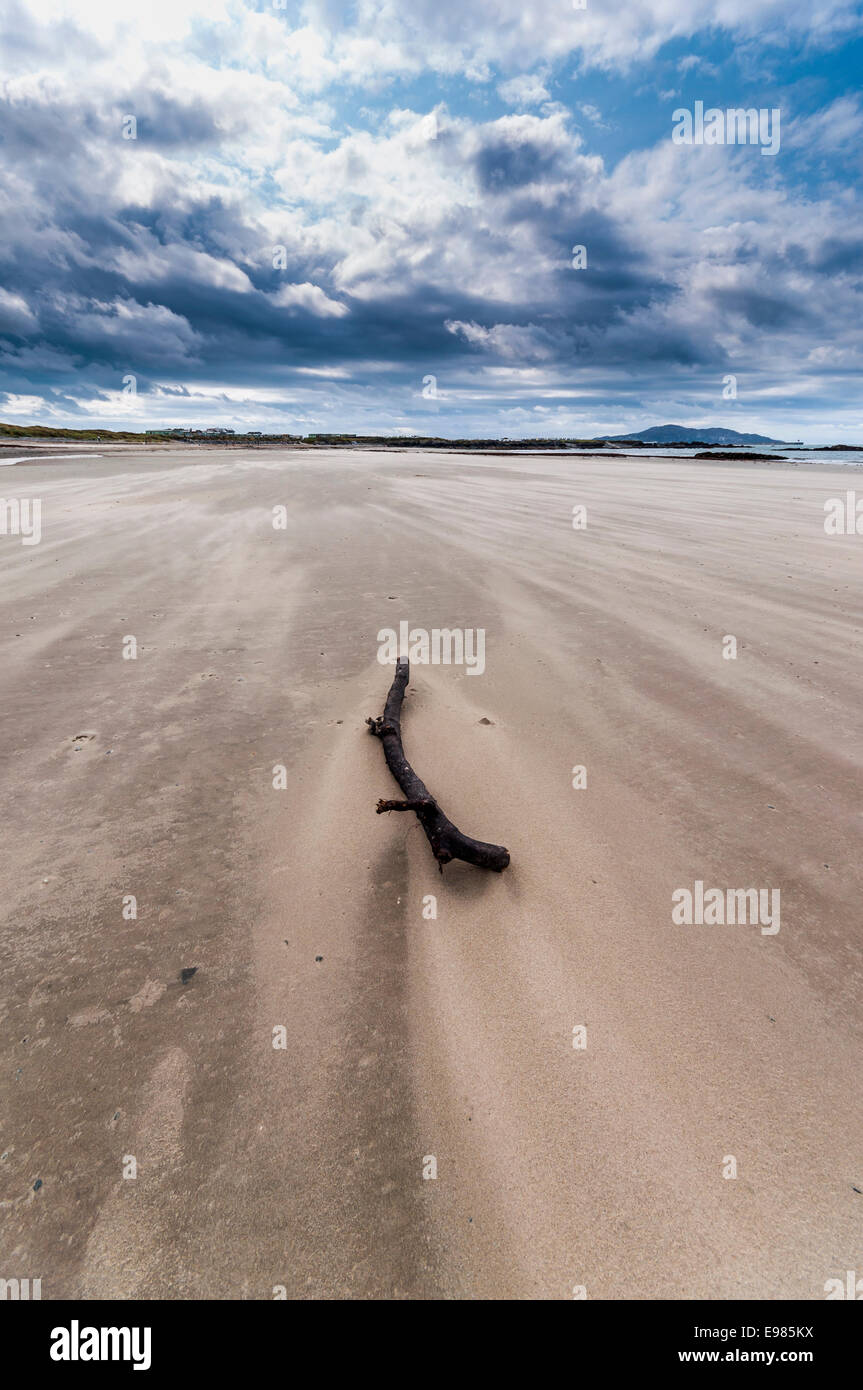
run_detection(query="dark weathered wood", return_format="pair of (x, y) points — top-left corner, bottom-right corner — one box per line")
(367, 658), (510, 872)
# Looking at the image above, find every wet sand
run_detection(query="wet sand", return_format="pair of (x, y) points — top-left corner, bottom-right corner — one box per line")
(1, 446), (861, 1299)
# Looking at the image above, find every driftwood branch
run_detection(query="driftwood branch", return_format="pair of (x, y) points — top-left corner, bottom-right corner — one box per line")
(367, 658), (510, 872)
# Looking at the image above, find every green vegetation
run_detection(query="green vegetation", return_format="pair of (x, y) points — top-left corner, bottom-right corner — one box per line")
(0, 423), (604, 449)
(0, 422), (158, 441)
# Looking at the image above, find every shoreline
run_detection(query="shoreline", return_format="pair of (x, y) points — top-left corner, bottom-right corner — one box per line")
(3, 443), (863, 471)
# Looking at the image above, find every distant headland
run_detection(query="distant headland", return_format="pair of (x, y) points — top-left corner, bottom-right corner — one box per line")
(2, 420), (860, 451)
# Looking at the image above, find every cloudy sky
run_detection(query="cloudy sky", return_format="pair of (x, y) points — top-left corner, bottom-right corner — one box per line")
(1, 0), (861, 439)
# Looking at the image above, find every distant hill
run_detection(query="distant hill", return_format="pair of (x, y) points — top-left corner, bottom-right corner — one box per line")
(600, 424), (785, 445)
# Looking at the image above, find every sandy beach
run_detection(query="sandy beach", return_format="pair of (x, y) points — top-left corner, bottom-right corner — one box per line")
(1, 446), (861, 1300)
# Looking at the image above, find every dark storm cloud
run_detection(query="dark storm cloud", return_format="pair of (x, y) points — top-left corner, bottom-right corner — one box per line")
(0, 177), (845, 407)
(0, 7), (860, 437)
(806, 237), (863, 277)
(475, 137), (560, 192)
(118, 94), (225, 149)
(707, 286), (809, 330)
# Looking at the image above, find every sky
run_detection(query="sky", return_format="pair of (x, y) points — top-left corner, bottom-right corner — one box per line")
(0, 0), (861, 441)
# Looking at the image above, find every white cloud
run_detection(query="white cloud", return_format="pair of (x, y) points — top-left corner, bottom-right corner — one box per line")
(0, 288), (38, 331)
(576, 102), (609, 130)
(788, 95), (863, 156)
(497, 73), (551, 107)
(68, 298), (203, 363)
(445, 319), (559, 361)
(271, 283), (349, 317)
(294, 0), (863, 74)
(110, 244), (255, 294)
(1, 392), (48, 414)
(0, 0), (860, 438)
